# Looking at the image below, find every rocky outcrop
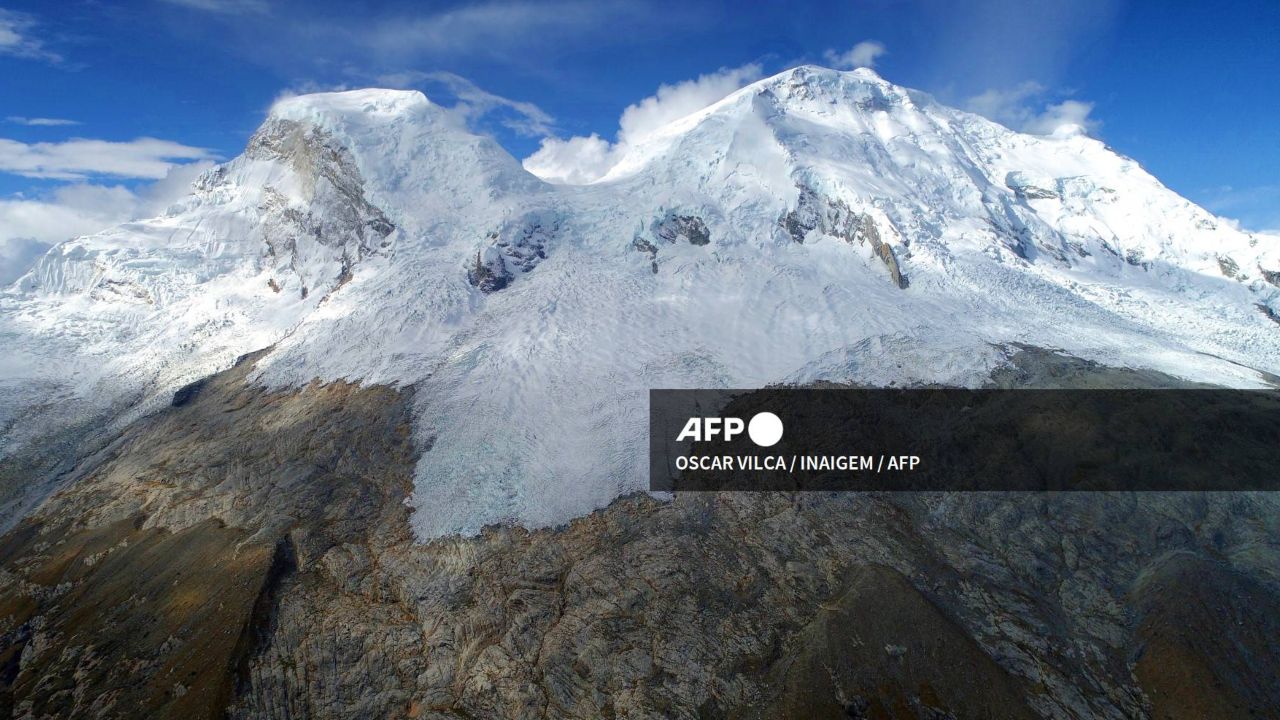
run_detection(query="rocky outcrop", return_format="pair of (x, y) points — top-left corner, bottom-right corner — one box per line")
(468, 214), (557, 293)
(0, 350), (417, 719)
(628, 213), (709, 274)
(1217, 255), (1243, 280)
(244, 119), (396, 244)
(240, 119), (396, 299)
(781, 186), (909, 288)
(468, 248), (513, 293)
(2, 349), (1278, 719)
(651, 213), (710, 246)
(630, 237), (659, 274)
(780, 185), (842, 244)
(864, 217), (909, 289)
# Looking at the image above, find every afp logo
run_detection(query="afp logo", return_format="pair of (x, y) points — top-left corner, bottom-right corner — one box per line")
(676, 411), (784, 448)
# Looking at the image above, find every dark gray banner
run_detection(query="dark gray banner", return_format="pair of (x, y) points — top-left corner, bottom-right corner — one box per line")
(650, 389), (1280, 492)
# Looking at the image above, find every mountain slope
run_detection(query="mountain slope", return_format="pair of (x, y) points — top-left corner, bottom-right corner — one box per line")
(2, 67), (1279, 536)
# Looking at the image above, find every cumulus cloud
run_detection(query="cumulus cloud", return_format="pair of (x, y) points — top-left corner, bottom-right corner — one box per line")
(823, 41), (887, 70)
(7, 116), (80, 127)
(157, 0), (270, 14)
(0, 161), (214, 285)
(375, 70), (555, 137)
(0, 136), (215, 180)
(615, 64), (762, 145)
(519, 134), (615, 185)
(0, 8), (61, 63)
(966, 81), (1098, 136)
(523, 63), (762, 184)
(1021, 100), (1095, 136)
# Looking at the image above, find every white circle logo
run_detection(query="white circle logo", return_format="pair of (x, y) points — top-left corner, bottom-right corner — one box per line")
(747, 412), (783, 447)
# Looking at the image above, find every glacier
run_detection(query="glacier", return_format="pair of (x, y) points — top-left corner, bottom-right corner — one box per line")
(2, 67), (1278, 537)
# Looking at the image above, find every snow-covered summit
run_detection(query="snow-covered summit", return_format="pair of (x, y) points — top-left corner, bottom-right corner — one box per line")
(269, 88), (432, 120)
(3, 67), (1279, 536)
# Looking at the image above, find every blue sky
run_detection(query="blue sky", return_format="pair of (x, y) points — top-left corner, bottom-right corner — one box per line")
(1, 0), (1277, 277)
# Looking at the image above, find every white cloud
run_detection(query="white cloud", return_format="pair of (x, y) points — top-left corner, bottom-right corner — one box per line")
(1021, 99), (1095, 136)
(523, 63), (762, 184)
(0, 8), (60, 63)
(965, 81), (1044, 121)
(616, 64), (762, 145)
(375, 70), (555, 137)
(0, 137), (215, 180)
(7, 116), (80, 127)
(157, 0), (270, 14)
(0, 161), (214, 285)
(520, 134), (615, 185)
(0, 132), (213, 280)
(966, 81), (1098, 136)
(823, 41), (887, 70)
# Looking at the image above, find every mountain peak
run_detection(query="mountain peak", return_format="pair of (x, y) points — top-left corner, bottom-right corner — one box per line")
(5, 63), (1279, 540)
(774, 63), (885, 83)
(267, 88), (432, 125)
(752, 63), (913, 110)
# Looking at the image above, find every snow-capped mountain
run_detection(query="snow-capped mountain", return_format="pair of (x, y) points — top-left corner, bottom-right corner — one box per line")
(3, 66), (1278, 536)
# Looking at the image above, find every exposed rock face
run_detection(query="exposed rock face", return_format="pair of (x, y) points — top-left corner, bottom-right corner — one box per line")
(630, 236), (660, 274)
(89, 277), (155, 305)
(651, 213), (710, 246)
(1131, 553), (1280, 719)
(1218, 255), (1243, 280)
(868, 221), (909, 289)
(2, 349), (1279, 719)
(781, 186), (909, 288)
(244, 118), (397, 246)
(0, 351), (418, 719)
(628, 213), (708, 274)
(468, 214), (558, 293)
(780, 185), (847, 244)
(468, 247), (513, 293)
(239, 118), (396, 298)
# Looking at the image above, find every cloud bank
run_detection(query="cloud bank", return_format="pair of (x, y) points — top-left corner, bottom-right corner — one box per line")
(0, 137), (215, 180)
(0, 131), (216, 284)
(0, 161), (215, 285)
(523, 63), (763, 184)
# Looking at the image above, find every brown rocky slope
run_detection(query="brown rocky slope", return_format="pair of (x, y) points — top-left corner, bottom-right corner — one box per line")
(1, 348), (1278, 719)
